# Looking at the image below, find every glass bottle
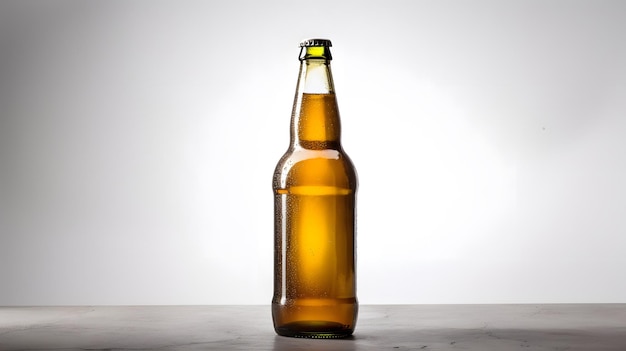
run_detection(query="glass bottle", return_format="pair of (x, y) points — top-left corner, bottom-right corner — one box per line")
(272, 38), (358, 338)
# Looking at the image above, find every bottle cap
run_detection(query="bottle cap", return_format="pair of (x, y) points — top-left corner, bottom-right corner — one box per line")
(299, 38), (332, 48)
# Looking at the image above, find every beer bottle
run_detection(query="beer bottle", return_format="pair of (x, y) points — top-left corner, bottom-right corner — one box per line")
(272, 38), (358, 338)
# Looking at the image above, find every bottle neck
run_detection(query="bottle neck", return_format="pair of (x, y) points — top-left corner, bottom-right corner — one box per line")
(290, 50), (341, 149)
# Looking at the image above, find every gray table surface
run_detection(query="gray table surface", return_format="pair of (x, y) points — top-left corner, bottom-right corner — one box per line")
(0, 304), (625, 350)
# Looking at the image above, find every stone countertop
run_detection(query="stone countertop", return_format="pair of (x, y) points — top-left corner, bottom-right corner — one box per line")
(0, 304), (625, 350)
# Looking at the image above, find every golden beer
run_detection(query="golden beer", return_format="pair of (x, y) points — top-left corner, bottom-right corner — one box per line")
(272, 39), (358, 338)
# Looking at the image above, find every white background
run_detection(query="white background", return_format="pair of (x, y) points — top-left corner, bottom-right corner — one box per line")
(1, 0), (625, 305)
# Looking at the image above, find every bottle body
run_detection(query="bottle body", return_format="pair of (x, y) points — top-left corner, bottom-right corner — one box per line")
(272, 40), (357, 338)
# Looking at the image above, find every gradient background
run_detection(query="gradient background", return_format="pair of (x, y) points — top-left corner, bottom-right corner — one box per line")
(1, 0), (625, 305)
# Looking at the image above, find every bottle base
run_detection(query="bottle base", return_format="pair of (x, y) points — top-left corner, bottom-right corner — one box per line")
(274, 320), (354, 339)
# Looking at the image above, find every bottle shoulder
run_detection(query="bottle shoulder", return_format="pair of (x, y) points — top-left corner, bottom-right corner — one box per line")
(273, 147), (357, 190)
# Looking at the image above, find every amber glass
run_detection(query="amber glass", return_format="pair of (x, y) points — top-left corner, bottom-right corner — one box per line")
(272, 39), (358, 338)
